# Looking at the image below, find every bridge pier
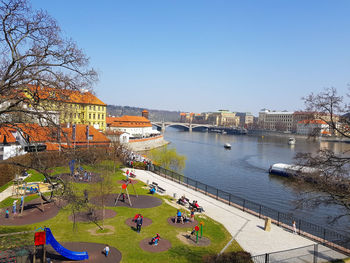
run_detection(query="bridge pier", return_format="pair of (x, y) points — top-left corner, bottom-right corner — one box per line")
(161, 122), (166, 133)
(189, 124), (192, 132)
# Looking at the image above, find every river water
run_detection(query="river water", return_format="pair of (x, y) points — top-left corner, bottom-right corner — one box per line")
(163, 128), (350, 234)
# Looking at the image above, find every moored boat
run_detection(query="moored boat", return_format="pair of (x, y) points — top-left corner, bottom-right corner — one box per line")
(224, 143), (231, 149)
(288, 137), (296, 145)
(268, 163), (319, 177)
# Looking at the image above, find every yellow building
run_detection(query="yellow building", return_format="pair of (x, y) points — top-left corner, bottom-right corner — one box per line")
(25, 85), (107, 130)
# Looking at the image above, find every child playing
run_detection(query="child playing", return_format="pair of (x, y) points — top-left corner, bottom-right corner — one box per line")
(151, 234), (160, 246)
(103, 245), (110, 257)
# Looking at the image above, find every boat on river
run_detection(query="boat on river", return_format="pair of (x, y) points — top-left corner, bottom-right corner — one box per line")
(288, 137), (296, 145)
(224, 143), (231, 149)
(269, 163), (319, 177)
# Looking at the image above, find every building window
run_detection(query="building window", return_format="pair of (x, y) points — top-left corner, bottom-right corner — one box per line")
(81, 113), (84, 118)
(93, 106), (96, 111)
(74, 113), (76, 118)
(70, 113), (72, 118)
(89, 106), (92, 110)
(89, 113), (91, 119)
(102, 114), (104, 119)
(98, 114), (100, 119)
(93, 114), (95, 119)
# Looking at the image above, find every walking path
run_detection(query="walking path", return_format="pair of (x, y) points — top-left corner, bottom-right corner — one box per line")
(0, 185), (13, 202)
(130, 168), (348, 260)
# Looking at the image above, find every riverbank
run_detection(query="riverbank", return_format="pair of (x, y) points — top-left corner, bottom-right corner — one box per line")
(247, 130), (350, 143)
(130, 168), (348, 260)
(128, 135), (169, 151)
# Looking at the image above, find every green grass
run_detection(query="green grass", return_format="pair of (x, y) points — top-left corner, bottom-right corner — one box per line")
(0, 181), (12, 193)
(24, 170), (45, 182)
(0, 161), (241, 263)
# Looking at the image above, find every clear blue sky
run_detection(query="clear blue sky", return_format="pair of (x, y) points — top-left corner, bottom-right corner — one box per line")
(31, 0), (350, 115)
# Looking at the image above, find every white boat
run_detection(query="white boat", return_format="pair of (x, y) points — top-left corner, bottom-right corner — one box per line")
(224, 143), (231, 149)
(288, 137), (296, 145)
(268, 163), (319, 177)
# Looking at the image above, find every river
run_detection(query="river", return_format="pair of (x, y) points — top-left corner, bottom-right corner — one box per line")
(163, 128), (350, 234)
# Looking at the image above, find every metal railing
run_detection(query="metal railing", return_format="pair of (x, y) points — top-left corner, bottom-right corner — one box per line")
(251, 243), (347, 263)
(151, 165), (350, 256)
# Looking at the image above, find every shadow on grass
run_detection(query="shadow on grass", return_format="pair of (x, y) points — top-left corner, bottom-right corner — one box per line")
(167, 245), (210, 263)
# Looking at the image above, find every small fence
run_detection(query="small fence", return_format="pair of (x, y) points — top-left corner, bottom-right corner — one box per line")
(251, 244), (345, 263)
(151, 165), (350, 256)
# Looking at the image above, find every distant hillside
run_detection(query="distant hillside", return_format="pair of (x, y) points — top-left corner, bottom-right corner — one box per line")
(107, 105), (181, 122)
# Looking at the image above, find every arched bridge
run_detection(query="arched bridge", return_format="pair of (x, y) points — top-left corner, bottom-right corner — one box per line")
(152, 122), (213, 132)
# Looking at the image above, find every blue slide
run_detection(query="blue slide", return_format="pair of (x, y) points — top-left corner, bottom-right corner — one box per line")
(45, 228), (89, 261)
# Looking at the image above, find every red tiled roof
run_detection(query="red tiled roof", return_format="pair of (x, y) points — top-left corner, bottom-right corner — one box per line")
(107, 116), (152, 128)
(26, 85), (106, 106)
(298, 120), (327, 125)
(0, 127), (17, 143)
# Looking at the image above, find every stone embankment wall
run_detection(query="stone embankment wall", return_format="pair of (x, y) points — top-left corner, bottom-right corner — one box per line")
(128, 135), (169, 152)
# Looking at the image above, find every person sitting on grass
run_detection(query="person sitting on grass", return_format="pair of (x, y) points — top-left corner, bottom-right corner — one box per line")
(151, 233), (160, 246)
(103, 245), (110, 257)
(150, 186), (156, 195)
(176, 209), (184, 224)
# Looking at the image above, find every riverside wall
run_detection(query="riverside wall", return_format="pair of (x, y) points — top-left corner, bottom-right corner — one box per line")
(128, 135), (169, 152)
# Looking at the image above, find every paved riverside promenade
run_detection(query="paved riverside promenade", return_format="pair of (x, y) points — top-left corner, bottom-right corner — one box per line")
(130, 168), (348, 260)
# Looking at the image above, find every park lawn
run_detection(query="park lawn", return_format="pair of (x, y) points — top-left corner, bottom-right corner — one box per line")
(0, 181), (12, 193)
(0, 162), (241, 263)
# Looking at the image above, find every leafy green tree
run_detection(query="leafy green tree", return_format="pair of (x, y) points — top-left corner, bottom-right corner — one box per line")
(149, 145), (186, 172)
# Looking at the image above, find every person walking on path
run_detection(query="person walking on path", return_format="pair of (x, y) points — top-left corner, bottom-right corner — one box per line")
(292, 220), (297, 234)
(136, 214), (143, 233)
(5, 209), (9, 218)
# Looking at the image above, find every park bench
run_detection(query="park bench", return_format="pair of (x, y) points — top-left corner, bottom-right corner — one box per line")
(157, 186), (166, 194)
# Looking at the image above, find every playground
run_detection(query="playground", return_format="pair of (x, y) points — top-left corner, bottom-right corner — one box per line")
(90, 194), (163, 208)
(68, 209), (117, 222)
(0, 161), (241, 263)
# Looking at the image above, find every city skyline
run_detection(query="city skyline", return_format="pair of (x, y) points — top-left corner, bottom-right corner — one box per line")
(32, 0), (350, 115)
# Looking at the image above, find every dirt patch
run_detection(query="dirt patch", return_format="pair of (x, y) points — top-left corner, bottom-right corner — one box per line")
(87, 225), (115, 236)
(68, 209), (116, 222)
(0, 198), (62, 226)
(90, 194), (162, 209)
(176, 232), (211, 247)
(45, 242), (122, 262)
(167, 217), (198, 228)
(139, 237), (171, 253)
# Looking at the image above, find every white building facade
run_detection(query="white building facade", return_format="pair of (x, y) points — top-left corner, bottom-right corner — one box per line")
(258, 109), (294, 132)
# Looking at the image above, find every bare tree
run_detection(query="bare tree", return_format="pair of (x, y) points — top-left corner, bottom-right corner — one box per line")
(0, 0), (97, 129)
(294, 88), (350, 223)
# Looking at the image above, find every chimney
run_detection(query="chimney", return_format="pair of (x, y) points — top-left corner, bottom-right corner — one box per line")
(142, 109), (149, 119)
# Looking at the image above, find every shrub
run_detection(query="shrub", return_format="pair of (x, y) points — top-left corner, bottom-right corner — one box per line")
(203, 251), (253, 263)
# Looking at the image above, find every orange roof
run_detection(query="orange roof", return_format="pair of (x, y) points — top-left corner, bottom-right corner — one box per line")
(298, 120), (327, 125)
(26, 85), (106, 106)
(142, 110), (149, 113)
(15, 123), (110, 145)
(104, 130), (128, 136)
(180, 113), (186, 116)
(107, 115), (152, 128)
(0, 127), (17, 143)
